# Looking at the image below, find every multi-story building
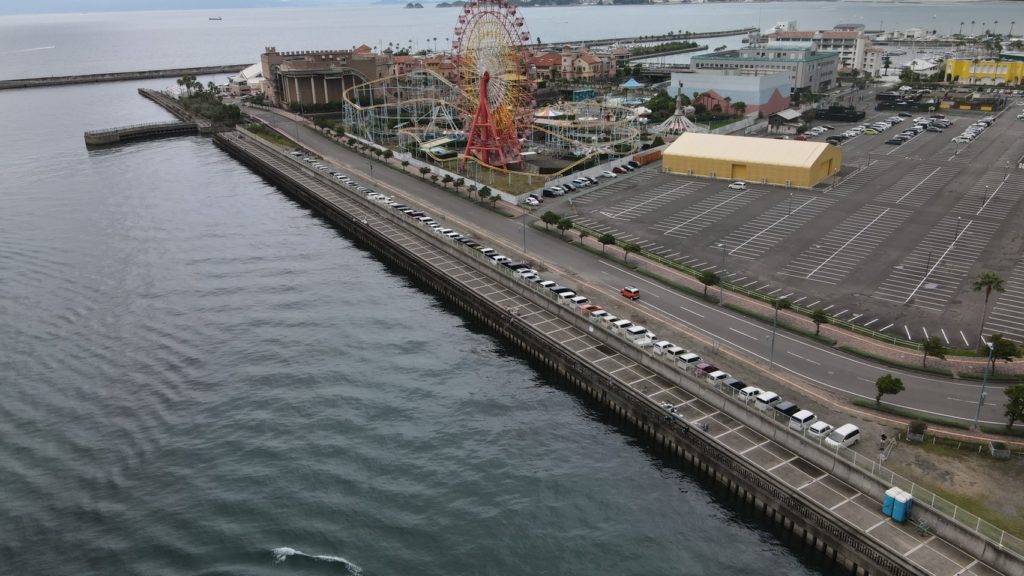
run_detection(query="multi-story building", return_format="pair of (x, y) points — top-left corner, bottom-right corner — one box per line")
(944, 59), (1024, 85)
(527, 45), (625, 82)
(669, 70), (792, 116)
(691, 43), (839, 93)
(766, 28), (879, 75)
(261, 45), (390, 108)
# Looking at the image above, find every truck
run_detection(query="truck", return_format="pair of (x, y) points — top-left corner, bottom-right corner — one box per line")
(815, 105), (865, 122)
(631, 149), (662, 166)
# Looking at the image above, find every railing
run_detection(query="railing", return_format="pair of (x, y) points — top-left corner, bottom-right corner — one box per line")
(84, 121), (192, 137)
(570, 221), (923, 350)
(245, 130), (1021, 564)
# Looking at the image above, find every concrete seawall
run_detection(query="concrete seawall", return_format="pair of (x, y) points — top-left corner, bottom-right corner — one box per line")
(0, 64), (249, 90)
(214, 130), (1022, 576)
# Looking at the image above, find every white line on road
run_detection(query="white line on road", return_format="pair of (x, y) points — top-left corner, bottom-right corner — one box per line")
(960, 331), (970, 347)
(941, 328), (949, 344)
(903, 219), (973, 303)
(946, 396), (981, 404)
(730, 327), (757, 340)
(660, 189), (751, 236)
(922, 326), (929, 339)
(905, 325), (912, 339)
(864, 318), (878, 327)
(894, 166), (942, 204)
(787, 351), (821, 365)
(880, 323), (893, 331)
(728, 196), (818, 255)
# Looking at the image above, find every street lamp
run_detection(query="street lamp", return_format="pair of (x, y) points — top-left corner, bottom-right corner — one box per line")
(973, 341), (995, 430)
(717, 242), (726, 305)
(788, 192), (793, 216)
(954, 216), (961, 242)
(769, 296), (786, 371)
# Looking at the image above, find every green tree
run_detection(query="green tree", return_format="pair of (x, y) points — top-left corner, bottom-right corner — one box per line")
(454, 178), (465, 195)
(467, 184), (477, 199)
(430, 174), (439, 185)
(382, 149), (393, 161)
(810, 308), (828, 336)
(419, 166), (431, 179)
(732, 101), (747, 116)
(478, 186), (492, 204)
(599, 233), (615, 253)
(973, 272), (1006, 346)
(442, 174), (454, 189)
(622, 242), (642, 264)
(921, 336), (946, 368)
(882, 55), (892, 74)
(1004, 384), (1024, 429)
(401, 160), (410, 172)
(875, 373), (905, 406)
(541, 210), (561, 230)
(987, 334), (1019, 375)
(699, 270), (720, 296)
(557, 217), (573, 237)
(578, 228), (590, 246)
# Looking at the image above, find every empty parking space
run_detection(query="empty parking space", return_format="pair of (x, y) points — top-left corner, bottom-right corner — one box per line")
(719, 194), (838, 259)
(874, 164), (949, 208)
(872, 217), (1000, 312)
(782, 205), (914, 284)
(984, 259), (1024, 343)
(595, 181), (705, 221)
(827, 158), (895, 197)
(570, 171), (657, 205)
(652, 188), (766, 239)
(951, 171), (1024, 219)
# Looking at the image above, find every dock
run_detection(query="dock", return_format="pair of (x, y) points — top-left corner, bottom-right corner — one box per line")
(84, 121), (198, 146)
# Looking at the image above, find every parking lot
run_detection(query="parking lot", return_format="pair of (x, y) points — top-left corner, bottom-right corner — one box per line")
(553, 108), (1024, 347)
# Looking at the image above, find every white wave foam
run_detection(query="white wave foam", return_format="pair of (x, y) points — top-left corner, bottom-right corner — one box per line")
(2, 46), (56, 55)
(272, 547), (363, 574)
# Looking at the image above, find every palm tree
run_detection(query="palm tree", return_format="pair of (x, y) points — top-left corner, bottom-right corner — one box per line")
(973, 272), (1006, 346)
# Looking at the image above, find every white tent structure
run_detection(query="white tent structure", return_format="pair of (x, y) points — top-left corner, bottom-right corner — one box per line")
(657, 82), (707, 135)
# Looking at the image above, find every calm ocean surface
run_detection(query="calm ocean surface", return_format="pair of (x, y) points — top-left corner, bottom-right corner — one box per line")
(0, 3), (999, 574)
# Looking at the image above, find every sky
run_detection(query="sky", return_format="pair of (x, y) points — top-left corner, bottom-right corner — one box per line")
(0, 0), (384, 16)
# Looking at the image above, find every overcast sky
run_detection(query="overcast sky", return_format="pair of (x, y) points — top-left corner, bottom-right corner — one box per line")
(0, 0), (383, 16)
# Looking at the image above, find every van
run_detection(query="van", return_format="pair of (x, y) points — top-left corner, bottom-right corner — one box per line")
(538, 280), (556, 289)
(590, 309), (610, 322)
(652, 340), (673, 355)
(706, 370), (729, 385)
(611, 319), (633, 332)
(755, 391), (781, 411)
(825, 423), (861, 449)
(677, 352), (701, 365)
(739, 386), (763, 403)
(625, 325), (648, 340)
(789, 410), (817, 432)
(665, 345), (685, 358)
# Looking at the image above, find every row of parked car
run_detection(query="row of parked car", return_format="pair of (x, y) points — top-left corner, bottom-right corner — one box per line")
(882, 115), (951, 145)
(952, 115), (995, 144)
(292, 148), (864, 450)
(540, 160), (643, 197)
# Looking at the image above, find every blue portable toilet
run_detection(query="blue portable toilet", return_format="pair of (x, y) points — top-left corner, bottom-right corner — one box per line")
(883, 487), (900, 516)
(892, 490), (914, 523)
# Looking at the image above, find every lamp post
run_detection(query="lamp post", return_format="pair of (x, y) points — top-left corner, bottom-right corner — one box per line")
(954, 215), (961, 242)
(769, 297), (785, 371)
(1006, 160), (1011, 181)
(973, 341), (995, 430)
(788, 192), (793, 216)
(717, 242), (726, 305)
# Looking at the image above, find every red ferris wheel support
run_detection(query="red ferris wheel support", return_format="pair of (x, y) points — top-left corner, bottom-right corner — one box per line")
(462, 71), (522, 168)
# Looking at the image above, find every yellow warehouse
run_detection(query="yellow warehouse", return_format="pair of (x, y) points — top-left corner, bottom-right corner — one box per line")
(662, 133), (843, 189)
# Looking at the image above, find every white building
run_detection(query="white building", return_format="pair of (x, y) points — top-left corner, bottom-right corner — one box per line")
(766, 28), (880, 75)
(692, 43), (839, 93)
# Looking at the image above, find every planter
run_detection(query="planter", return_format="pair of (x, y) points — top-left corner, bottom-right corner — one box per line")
(906, 432), (925, 442)
(990, 442), (1011, 460)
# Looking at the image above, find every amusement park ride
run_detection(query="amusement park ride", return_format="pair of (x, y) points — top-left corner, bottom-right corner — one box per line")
(340, 0), (642, 184)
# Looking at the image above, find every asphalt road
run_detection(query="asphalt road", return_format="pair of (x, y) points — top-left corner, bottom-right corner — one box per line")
(247, 108), (1014, 428)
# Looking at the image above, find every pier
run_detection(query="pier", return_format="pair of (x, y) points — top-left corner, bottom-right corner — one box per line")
(84, 121), (198, 146)
(215, 125), (1023, 576)
(0, 64), (249, 90)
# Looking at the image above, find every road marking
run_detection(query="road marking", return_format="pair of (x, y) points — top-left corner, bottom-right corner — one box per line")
(894, 166), (942, 204)
(905, 325), (912, 339)
(902, 219), (972, 303)
(960, 331), (970, 347)
(946, 396), (980, 404)
(660, 189), (752, 236)
(792, 296), (806, 304)
(941, 328), (949, 344)
(730, 327), (757, 340)
(922, 326), (929, 339)
(880, 323), (893, 331)
(823, 304), (834, 311)
(864, 318), (878, 327)
(787, 351), (821, 365)
(727, 196), (818, 255)
(976, 178), (1008, 216)
(806, 208), (890, 279)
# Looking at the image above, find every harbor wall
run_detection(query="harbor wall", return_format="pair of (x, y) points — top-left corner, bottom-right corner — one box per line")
(0, 64), (249, 90)
(215, 131), (1021, 576)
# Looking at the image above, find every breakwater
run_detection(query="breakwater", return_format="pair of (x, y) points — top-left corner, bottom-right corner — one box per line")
(215, 128), (1022, 576)
(0, 64), (249, 90)
(539, 26), (758, 50)
(83, 121), (198, 146)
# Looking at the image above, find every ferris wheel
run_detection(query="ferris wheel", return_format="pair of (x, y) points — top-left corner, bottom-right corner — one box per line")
(452, 0), (531, 167)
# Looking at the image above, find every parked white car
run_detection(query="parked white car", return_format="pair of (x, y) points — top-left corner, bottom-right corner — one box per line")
(728, 181), (746, 190)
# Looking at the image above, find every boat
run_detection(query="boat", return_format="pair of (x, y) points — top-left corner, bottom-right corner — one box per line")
(209, 16), (222, 21)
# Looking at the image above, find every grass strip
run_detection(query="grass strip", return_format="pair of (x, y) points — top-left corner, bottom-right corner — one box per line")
(980, 424), (1024, 438)
(851, 398), (970, 429)
(838, 345), (954, 377)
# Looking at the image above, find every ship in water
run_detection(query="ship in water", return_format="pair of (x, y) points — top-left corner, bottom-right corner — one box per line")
(209, 16), (222, 21)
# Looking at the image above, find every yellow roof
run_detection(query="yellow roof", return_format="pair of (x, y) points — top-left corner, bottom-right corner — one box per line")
(664, 133), (834, 169)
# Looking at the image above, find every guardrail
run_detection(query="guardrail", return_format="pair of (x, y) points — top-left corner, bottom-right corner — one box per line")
(570, 221), (923, 350)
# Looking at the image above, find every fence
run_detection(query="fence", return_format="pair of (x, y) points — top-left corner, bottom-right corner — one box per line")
(570, 221), (923, 350)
